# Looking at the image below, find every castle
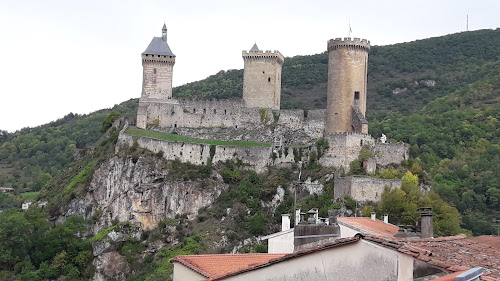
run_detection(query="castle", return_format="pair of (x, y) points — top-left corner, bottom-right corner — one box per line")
(127, 25), (409, 197)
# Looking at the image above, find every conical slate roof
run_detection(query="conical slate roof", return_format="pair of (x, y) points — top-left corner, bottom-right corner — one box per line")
(250, 43), (260, 52)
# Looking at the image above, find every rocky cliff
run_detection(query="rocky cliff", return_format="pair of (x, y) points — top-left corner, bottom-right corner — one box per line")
(59, 155), (228, 231)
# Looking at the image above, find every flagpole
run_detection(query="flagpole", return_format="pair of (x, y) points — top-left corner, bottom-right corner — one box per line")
(348, 19), (352, 37)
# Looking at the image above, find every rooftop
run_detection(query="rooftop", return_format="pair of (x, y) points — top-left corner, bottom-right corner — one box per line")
(400, 234), (500, 279)
(143, 37), (175, 56)
(337, 216), (399, 238)
(171, 234), (500, 280)
(170, 253), (285, 279)
(249, 43), (260, 52)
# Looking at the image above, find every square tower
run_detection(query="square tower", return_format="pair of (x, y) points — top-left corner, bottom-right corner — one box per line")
(141, 24), (175, 102)
(242, 44), (284, 110)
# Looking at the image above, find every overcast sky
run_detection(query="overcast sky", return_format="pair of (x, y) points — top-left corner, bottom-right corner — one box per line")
(0, 0), (498, 132)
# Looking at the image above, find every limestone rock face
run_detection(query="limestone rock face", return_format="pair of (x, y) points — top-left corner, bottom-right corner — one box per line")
(60, 155), (228, 231)
(92, 251), (129, 281)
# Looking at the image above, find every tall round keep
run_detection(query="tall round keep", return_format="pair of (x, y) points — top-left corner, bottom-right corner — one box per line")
(326, 38), (370, 134)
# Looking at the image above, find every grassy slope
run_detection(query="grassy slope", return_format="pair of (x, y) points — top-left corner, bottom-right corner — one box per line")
(126, 127), (271, 147)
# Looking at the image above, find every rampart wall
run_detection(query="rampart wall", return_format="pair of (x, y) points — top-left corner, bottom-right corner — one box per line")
(334, 175), (402, 202)
(137, 99), (325, 144)
(116, 132), (311, 173)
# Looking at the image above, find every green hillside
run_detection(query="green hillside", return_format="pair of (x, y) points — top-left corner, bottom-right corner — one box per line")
(0, 29), (499, 235)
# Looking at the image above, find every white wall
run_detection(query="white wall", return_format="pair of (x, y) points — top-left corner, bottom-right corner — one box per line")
(224, 239), (415, 281)
(172, 263), (206, 281)
(268, 231), (294, 254)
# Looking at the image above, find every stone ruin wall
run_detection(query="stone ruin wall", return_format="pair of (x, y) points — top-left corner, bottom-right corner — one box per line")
(318, 133), (409, 172)
(334, 175), (402, 202)
(116, 132), (314, 173)
(137, 99), (325, 144)
(374, 142), (410, 167)
(318, 133), (375, 172)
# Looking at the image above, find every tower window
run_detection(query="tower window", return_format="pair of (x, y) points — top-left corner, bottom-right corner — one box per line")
(354, 91), (360, 100)
(203, 108), (206, 114)
(268, 77), (271, 82)
(193, 109), (196, 113)
(153, 68), (157, 74)
(213, 109), (216, 114)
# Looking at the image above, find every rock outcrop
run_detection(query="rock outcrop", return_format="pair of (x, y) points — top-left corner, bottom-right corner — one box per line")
(60, 155), (228, 231)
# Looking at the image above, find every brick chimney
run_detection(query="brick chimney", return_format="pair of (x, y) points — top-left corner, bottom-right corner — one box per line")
(419, 207), (433, 238)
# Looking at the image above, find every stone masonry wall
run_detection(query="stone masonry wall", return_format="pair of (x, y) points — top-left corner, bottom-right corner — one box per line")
(137, 99), (325, 144)
(141, 56), (175, 101)
(319, 133), (374, 172)
(334, 175), (402, 202)
(374, 142), (410, 167)
(116, 132), (310, 173)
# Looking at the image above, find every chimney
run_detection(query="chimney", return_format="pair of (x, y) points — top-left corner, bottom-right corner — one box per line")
(383, 214), (388, 224)
(295, 209), (301, 226)
(281, 214), (290, 231)
(419, 207), (433, 238)
(371, 212), (376, 221)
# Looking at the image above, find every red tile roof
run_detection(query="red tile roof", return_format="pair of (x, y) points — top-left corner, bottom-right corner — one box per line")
(468, 235), (500, 249)
(398, 235), (500, 280)
(337, 217), (399, 237)
(171, 234), (500, 281)
(170, 253), (286, 279)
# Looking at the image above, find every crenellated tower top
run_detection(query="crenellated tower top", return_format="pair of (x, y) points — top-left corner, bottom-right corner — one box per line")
(327, 37), (371, 52)
(242, 45), (284, 65)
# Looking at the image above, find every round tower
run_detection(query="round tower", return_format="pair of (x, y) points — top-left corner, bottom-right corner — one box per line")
(140, 24), (176, 101)
(325, 37), (370, 134)
(242, 43), (284, 110)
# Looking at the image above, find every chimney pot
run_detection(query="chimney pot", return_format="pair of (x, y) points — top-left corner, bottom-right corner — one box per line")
(383, 214), (388, 224)
(370, 212), (376, 221)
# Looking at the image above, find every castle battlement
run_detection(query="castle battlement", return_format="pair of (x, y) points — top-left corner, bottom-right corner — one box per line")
(328, 37), (370, 51)
(141, 54), (176, 64)
(242, 50), (284, 64)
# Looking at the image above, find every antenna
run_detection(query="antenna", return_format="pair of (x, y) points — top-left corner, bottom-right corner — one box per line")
(466, 14), (469, 31)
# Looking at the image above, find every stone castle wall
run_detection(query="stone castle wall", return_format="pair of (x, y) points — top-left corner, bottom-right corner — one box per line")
(137, 99), (325, 144)
(318, 133), (409, 171)
(334, 175), (402, 202)
(318, 133), (375, 171)
(116, 132), (312, 173)
(374, 142), (410, 166)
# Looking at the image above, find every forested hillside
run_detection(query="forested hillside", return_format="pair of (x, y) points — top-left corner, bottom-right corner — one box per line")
(1, 29), (499, 235)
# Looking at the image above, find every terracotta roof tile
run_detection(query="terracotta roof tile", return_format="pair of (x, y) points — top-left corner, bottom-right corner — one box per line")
(402, 236), (500, 279)
(468, 235), (500, 249)
(171, 234), (500, 280)
(170, 253), (285, 279)
(337, 217), (399, 238)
